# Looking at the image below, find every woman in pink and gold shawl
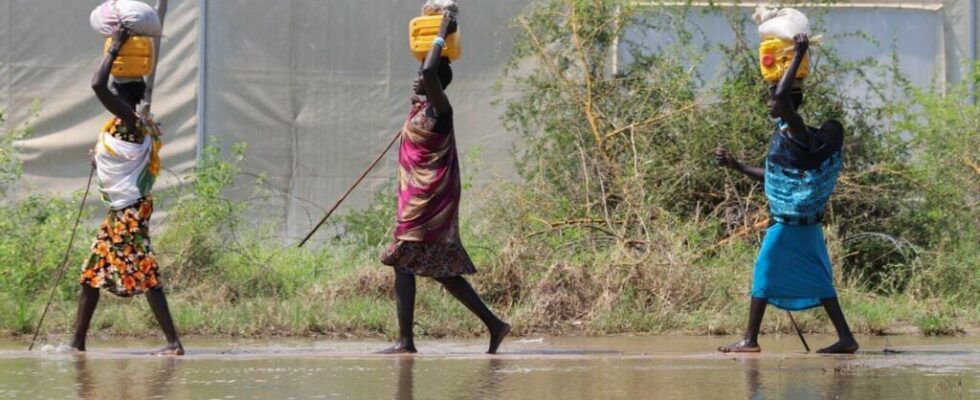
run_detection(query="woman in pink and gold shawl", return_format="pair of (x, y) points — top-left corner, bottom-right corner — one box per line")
(379, 12), (510, 355)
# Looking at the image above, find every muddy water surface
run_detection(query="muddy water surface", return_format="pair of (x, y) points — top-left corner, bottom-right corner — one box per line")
(1, 336), (978, 399)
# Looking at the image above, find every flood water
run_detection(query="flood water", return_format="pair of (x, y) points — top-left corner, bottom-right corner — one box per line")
(1, 335), (979, 399)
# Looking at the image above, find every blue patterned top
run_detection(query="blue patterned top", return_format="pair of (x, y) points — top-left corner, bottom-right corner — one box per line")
(764, 121), (843, 225)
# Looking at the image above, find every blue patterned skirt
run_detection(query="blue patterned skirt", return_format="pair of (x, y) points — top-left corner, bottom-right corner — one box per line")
(751, 223), (837, 311)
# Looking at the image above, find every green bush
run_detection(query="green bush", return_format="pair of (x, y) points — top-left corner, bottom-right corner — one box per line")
(478, 0), (978, 332)
(154, 140), (248, 287)
(0, 108), (96, 334)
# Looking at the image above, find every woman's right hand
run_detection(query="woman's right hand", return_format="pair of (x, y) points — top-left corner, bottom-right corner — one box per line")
(714, 148), (739, 169)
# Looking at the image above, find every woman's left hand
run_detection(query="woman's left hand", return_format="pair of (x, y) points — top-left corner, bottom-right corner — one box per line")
(440, 12), (458, 37)
(109, 26), (132, 53)
(793, 33), (809, 57)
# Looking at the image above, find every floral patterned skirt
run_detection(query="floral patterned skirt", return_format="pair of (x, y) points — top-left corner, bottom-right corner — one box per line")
(80, 197), (161, 297)
(380, 224), (476, 278)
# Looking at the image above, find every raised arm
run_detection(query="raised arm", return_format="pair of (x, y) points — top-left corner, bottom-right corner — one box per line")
(91, 28), (137, 128)
(715, 148), (764, 183)
(771, 34), (809, 146)
(420, 12), (457, 117)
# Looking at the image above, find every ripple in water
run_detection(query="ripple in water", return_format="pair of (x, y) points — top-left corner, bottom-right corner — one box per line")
(39, 344), (74, 354)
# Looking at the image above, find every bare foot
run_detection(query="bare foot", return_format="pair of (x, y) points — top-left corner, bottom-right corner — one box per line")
(377, 340), (418, 355)
(488, 323), (512, 354)
(718, 339), (761, 353)
(816, 339), (859, 354)
(150, 342), (185, 356)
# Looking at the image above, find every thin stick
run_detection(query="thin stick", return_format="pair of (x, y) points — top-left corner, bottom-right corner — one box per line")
(297, 131), (401, 248)
(28, 167), (96, 351)
(786, 311), (810, 353)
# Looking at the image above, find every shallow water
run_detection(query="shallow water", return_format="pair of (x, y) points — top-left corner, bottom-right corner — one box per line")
(1, 335), (979, 399)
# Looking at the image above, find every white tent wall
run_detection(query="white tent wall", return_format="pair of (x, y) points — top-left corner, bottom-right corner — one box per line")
(630, 1), (975, 90)
(1, 0), (976, 242)
(200, 0), (530, 242)
(940, 0), (975, 83)
(0, 0), (199, 197)
(965, 0), (980, 65)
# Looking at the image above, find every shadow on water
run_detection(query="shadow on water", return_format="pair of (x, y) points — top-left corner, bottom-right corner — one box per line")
(880, 349), (979, 356)
(507, 349), (620, 356)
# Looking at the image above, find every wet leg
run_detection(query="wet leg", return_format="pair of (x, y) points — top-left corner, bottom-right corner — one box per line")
(70, 285), (101, 352)
(434, 276), (511, 354)
(379, 272), (418, 354)
(146, 288), (184, 356)
(719, 297), (767, 353)
(816, 297), (858, 354)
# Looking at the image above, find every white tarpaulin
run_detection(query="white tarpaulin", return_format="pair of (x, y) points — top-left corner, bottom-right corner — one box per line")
(198, 0), (530, 241)
(1, 0), (199, 197)
(2, 0), (976, 242)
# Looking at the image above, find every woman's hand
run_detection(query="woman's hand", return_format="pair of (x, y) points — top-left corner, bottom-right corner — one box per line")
(93, 25), (139, 128)
(109, 26), (132, 53)
(716, 148), (765, 182)
(793, 33), (809, 58)
(714, 148), (740, 169)
(439, 12), (458, 37)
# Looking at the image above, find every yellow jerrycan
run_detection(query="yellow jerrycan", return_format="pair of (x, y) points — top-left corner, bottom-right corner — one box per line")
(409, 15), (462, 62)
(103, 36), (155, 78)
(759, 38), (809, 83)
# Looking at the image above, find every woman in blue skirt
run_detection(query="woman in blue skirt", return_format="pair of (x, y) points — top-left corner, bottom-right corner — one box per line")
(714, 34), (858, 354)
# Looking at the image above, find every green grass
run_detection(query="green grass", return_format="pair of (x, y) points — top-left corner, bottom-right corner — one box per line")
(7, 236), (978, 340)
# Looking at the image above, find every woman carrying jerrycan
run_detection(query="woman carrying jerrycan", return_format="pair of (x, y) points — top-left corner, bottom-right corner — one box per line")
(379, 2), (512, 355)
(715, 8), (858, 354)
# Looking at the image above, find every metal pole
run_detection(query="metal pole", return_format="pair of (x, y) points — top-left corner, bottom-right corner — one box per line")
(971, 0), (977, 63)
(611, 5), (620, 76)
(970, 0), (977, 103)
(196, 0), (207, 160)
(142, 0), (169, 114)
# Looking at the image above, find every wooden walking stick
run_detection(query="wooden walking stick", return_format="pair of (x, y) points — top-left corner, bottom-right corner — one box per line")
(297, 131), (401, 248)
(787, 311), (810, 353)
(28, 168), (95, 351)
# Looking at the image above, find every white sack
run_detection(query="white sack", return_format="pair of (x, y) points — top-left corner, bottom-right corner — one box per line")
(422, 0), (459, 15)
(90, 0), (162, 37)
(754, 6), (810, 40)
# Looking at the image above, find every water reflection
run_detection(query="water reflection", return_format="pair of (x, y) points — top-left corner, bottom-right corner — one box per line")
(473, 358), (506, 399)
(0, 337), (968, 400)
(821, 363), (853, 400)
(393, 357), (506, 400)
(740, 356), (862, 400)
(741, 358), (763, 400)
(75, 356), (178, 400)
(394, 357), (415, 400)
